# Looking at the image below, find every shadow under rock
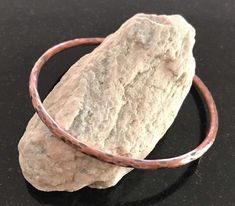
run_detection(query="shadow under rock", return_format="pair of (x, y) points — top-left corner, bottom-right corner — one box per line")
(26, 161), (199, 206)
(191, 85), (208, 141)
(26, 85), (208, 206)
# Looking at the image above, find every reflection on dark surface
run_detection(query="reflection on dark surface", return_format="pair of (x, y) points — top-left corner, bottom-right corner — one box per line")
(119, 161), (199, 206)
(26, 85), (207, 206)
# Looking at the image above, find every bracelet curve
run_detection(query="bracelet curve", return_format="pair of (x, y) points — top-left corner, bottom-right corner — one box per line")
(29, 37), (218, 169)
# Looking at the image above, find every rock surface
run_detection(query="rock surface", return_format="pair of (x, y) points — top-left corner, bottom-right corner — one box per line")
(18, 13), (196, 191)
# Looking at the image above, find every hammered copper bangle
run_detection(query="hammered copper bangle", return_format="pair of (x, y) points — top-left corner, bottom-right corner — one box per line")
(29, 37), (218, 170)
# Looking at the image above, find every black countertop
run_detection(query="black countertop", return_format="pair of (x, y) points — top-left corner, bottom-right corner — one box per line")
(0, 0), (234, 205)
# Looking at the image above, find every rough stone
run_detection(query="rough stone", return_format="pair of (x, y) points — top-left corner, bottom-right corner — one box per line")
(18, 13), (196, 191)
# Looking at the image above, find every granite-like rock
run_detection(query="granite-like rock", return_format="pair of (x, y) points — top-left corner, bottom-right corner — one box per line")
(18, 13), (196, 191)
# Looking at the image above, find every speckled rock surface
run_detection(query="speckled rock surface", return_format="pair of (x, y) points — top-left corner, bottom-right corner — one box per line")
(18, 13), (195, 192)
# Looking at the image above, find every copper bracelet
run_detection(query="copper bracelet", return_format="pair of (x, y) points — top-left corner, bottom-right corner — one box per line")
(29, 37), (218, 169)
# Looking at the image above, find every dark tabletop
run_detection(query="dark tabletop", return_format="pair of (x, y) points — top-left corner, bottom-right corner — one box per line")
(0, 0), (234, 205)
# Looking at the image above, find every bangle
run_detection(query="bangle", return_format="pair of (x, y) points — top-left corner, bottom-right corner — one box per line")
(29, 37), (218, 169)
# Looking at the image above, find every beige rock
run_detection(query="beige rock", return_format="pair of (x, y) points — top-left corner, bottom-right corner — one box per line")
(18, 13), (196, 191)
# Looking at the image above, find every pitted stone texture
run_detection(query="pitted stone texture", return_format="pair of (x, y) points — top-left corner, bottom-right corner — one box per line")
(18, 13), (196, 191)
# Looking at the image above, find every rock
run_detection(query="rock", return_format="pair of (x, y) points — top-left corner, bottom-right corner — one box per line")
(18, 13), (196, 192)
